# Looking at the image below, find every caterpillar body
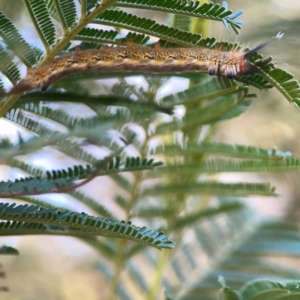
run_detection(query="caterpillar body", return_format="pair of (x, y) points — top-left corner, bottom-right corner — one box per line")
(7, 33), (283, 96)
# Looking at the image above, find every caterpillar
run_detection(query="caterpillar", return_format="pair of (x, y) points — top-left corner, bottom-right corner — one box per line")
(6, 32), (283, 96)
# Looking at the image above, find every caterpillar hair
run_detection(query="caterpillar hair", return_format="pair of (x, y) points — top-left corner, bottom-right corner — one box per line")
(244, 32), (284, 57)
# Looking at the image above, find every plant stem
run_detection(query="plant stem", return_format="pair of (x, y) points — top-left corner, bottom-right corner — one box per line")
(146, 250), (170, 300)
(190, 0), (210, 38)
(108, 239), (127, 300)
(81, 0), (87, 19)
(108, 124), (150, 299)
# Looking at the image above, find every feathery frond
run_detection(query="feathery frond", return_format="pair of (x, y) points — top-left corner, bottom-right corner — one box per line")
(0, 12), (36, 67)
(0, 203), (175, 249)
(115, 0), (243, 33)
(0, 46), (21, 85)
(53, 0), (77, 32)
(23, 0), (57, 51)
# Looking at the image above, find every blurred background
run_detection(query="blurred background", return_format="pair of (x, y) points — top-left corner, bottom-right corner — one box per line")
(0, 0), (300, 299)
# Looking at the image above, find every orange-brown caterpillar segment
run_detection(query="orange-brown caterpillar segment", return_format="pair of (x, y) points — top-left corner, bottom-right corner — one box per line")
(6, 33), (283, 95)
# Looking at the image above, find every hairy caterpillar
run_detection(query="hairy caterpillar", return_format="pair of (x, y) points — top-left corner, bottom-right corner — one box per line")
(7, 32), (283, 96)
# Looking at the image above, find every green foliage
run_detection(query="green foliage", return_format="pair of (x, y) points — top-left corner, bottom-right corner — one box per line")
(0, 11), (36, 67)
(52, 0), (77, 31)
(23, 0), (57, 51)
(178, 220), (300, 299)
(151, 142), (292, 160)
(238, 279), (300, 299)
(0, 203), (175, 249)
(248, 54), (300, 105)
(115, 0), (243, 33)
(0, 46), (20, 84)
(0, 156), (163, 197)
(93, 9), (205, 46)
(0, 1), (299, 299)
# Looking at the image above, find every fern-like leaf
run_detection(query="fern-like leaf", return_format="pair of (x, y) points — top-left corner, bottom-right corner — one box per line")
(0, 203), (175, 249)
(242, 279), (300, 299)
(159, 77), (239, 108)
(75, 27), (150, 45)
(75, 27), (118, 44)
(156, 92), (249, 134)
(259, 67), (300, 106)
(179, 219), (300, 299)
(17, 91), (170, 115)
(236, 73), (272, 90)
(0, 46), (21, 85)
(172, 202), (245, 230)
(141, 182), (276, 197)
(151, 142), (292, 160)
(115, 0), (243, 33)
(5, 156), (162, 197)
(84, 0), (100, 12)
(248, 54), (300, 106)
(23, 0), (57, 51)
(0, 164), (95, 197)
(53, 0), (77, 31)
(0, 12), (36, 67)
(159, 158), (300, 174)
(93, 9), (207, 46)
(0, 79), (5, 96)
(69, 190), (117, 219)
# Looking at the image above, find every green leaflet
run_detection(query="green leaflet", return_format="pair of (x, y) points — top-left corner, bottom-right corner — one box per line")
(75, 27), (119, 44)
(179, 220), (300, 299)
(236, 73), (272, 90)
(0, 79), (5, 96)
(152, 158), (300, 175)
(83, 0), (100, 12)
(53, 0), (77, 31)
(0, 203), (175, 249)
(5, 107), (64, 136)
(23, 0), (57, 51)
(159, 77), (239, 108)
(18, 91), (169, 115)
(6, 103), (128, 137)
(3, 156), (162, 197)
(69, 190), (117, 219)
(248, 53), (300, 106)
(171, 202), (245, 230)
(0, 12), (36, 67)
(151, 142), (292, 160)
(0, 164), (95, 198)
(115, 0), (243, 33)
(141, 182), (276, 197)
(0, 46), (21, 84)
(93, 9), (204, 46)
(240, 279), (300, 300)
(155, 91), (249, 134)
(75, 28), (150, 45)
